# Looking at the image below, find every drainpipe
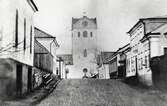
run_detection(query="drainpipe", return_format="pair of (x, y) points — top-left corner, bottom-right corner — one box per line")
(142, 21), (147, 84)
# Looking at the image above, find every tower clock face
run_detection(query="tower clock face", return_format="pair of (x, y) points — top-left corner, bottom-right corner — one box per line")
(82, 21), (88, 27)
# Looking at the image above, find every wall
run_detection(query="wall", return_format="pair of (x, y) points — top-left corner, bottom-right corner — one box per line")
(109, 58), (117, 74)
(150, 55), (167, 91)
(137, 39), (152, 86)
(129, 23), (144, 78)
(126, 51), (133, 77)
(34, 53), (53, 72)
(22, 65), (28, 94)
(0, 0), (35, 66)
(129, 22), (153, 86)
(0, 0), (36, 98)
(36, 38), (58, 74)
(0, 58), (31, 98)
(0, 59), (16, 99)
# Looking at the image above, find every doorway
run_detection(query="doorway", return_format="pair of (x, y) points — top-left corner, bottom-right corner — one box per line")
(16, 64), (22, 96)
(27, 67), (32, 92)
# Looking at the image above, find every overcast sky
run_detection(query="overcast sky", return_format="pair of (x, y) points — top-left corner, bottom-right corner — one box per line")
(34, 0), (167, 54)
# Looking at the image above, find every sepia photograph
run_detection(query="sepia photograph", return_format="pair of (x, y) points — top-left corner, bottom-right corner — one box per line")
(1, 0), (167, 105)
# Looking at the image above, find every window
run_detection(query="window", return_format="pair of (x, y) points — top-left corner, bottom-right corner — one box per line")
(83, 31), (87, 37)
(145, 56), (148, 68)
(78, 32), (80, 37)
(83, 49), (87, 57)
(56, 67), (59, 75)
(138, 58), (140, 70)
(90, 32), (93, 37)
(164, 48), (167, 55)
(30, 26), (32, 54)
(82, 21), (88, 27)
(24, 18), (26, 51)
(141, 58), (143, 69)
(15, 10), (18, 48)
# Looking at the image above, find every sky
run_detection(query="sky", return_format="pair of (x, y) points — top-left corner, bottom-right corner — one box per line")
(34, 0), (167, 54)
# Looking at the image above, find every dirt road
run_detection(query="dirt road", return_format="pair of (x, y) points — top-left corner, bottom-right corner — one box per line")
(37, 79), (167, 106)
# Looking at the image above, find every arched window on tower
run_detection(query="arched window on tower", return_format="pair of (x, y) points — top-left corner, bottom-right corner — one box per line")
(78, 32), (80, 37)
(83, 49), (87, 57)
(90, 32), (93, 37)
(83, 31), (87, 38)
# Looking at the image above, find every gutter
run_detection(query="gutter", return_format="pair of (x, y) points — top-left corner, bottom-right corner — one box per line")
(27, 0), (38, 12)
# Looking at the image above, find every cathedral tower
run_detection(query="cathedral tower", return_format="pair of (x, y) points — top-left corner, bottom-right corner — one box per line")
(71, 16), (98, 78)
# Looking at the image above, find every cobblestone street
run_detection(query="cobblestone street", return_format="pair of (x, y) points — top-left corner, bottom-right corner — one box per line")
(37, 79), (167, 106)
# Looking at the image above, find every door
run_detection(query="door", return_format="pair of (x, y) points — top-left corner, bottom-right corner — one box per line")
(16, 64), (22, 96)
(27, 67), (32, 92)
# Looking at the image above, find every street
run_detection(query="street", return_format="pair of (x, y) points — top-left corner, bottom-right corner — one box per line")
(37, 79), (167, 106)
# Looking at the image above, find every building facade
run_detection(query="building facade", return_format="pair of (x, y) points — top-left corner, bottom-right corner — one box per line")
(71, 16), (98, 78)
(105, 44), (130, 79)
(34, 28), (59, 75)
(0, 0), (37, 98)
(127, 17), (167, 86)
(57, 54), (73, 79)
(97, 52), (115, 79)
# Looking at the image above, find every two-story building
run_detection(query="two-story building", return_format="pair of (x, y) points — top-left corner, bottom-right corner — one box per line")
(0, 0), (37, 98)
(34, 28), (59, 75)
(127, 16), (167, 86)
(105, 44), (130, 79)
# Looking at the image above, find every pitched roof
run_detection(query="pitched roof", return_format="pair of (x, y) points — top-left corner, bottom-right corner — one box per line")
(34, 27), (60, 47)
(127, 17), (167, 35)
(97, 52), (115, 65)
(57, 54), (73, 65)
(103, 44), (130, 63)
(117, 43), (130, 53)
(151, 23), (167, 33)
(142, 15), (167, 19)
(35, 27), (55, 38)
(34, 39), (50, 54)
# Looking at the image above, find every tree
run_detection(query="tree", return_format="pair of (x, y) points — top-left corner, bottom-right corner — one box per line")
(89, 47), (102, 78)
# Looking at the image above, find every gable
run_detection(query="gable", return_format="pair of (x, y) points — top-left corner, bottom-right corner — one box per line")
(35, 27), (55, 38)
(72, 16), (97, 30)
(97, 52), (115, 65)
(152, 23), (167, 33)
(34, 39), (50, 54)
(145, 22), (166, 34)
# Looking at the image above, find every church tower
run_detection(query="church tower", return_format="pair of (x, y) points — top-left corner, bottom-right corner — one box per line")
(71, 16), (98, 78)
